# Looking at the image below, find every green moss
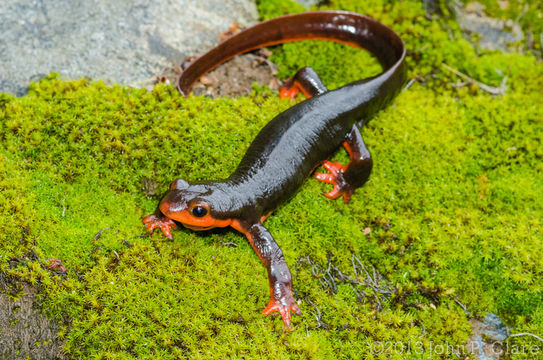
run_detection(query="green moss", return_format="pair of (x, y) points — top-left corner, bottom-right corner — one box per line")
(256, 0), (306, 19)
(1, 0), (542, 358)
(0, 153), (36, 269)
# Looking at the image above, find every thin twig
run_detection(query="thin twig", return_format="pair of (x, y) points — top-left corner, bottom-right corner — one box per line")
(127, 77), (158, 86)
(220, 241), (238, 247)
(29, 249), (44, 268)
(351, 254), (358, 277)
(300, 255), (395, 311)
(441, 63), (507, 95)
(454, 296), (469, 314)
(92, 228), (111, 242)
(404, 78), (416, 91)
(353, 255), (372, 282)
(509, 332), (543, 343)
(305, 297), (328, 329)
(514, 4), (529, 24)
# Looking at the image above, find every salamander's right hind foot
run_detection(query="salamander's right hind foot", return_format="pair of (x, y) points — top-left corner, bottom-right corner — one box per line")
(279, 67), (328, 100)
(314, 125), (373, 203)
(314, 161), (355, 203)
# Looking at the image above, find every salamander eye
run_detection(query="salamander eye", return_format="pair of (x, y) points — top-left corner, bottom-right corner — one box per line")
(191, 206), (208, 218)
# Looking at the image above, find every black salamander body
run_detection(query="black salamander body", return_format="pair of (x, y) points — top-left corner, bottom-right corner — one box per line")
(143, 11), (406, 327)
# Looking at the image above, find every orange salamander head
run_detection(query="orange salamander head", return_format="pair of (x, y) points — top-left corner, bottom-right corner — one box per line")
(159, 178), (233, 231)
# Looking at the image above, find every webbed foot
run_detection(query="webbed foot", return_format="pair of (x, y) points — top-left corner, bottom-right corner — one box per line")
(142, 213), (177, 240)
(279, 67), (327, 100)
(314, 160), (355, 203)
(279, 79), (301, 100)
(262, 294), (301, 328)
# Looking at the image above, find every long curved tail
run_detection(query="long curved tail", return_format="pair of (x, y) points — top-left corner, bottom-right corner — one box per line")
(177, 11), (406, 96)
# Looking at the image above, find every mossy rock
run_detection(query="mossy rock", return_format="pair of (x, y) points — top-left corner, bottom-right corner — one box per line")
(1, 0), (542, 358)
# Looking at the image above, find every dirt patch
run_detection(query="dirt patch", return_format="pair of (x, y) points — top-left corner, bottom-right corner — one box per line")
(0, 274), (64, 360)
(191, 52), (279, 97)
(156, 50), (280, 98)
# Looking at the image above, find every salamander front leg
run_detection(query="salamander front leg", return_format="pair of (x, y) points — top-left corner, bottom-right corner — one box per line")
(233, 221), (301, 327)
(279, 66), (328, 99)
(142, 178), (190, 240)
(315, 125), (373, 203)
(142, 207), (177, 240)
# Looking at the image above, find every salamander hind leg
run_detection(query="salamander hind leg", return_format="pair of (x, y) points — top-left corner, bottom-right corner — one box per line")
(314, 125), (373, 203)
(279, 66), (328, 100)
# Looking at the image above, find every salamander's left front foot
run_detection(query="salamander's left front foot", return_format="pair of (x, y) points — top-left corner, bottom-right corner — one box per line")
(314, 160), (355, 203)
(262, 293), (301, 328)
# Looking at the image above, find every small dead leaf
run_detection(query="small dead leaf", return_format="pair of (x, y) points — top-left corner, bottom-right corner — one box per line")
(181, 56), (197, 70)
(154, 76), (170, 85)
(220, 23), (240, 41)
(269, 78), (280, 90)
(255, 48), (272, 57)
(47, 259), (67, 273)
(199, 74), (217, 86)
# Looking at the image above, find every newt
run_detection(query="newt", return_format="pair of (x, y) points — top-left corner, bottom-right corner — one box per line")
(143, 11), (406, 327)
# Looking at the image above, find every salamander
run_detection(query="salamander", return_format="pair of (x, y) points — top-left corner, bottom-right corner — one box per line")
(143, 11), (406, 327)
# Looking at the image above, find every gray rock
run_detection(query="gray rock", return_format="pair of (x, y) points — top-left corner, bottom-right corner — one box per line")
(0, 0), (258, 95)
(467, 313), (509, 360)
(294, 0), (320, 10)
(483, 313), (508, 342)
(1, 278), (65, 360)
(454, 1), (523, 52)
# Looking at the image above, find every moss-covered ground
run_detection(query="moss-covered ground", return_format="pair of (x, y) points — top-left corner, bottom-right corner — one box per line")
(1, 0), (542, 358)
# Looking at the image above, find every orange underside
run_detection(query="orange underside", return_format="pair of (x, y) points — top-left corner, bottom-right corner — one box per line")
(279, 82), (313, 100)
(164, 207), (232, 230)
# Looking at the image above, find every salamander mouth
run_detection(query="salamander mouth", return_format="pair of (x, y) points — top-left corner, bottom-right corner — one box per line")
(182, 224), (215, 231)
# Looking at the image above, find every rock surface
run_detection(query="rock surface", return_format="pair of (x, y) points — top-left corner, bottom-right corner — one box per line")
(295, 0), (320, 10)
(467, 313), (509, 360)
(1, 276), (64, 360)
(0, 0), (258, 95)
(455, 1), (523, 52)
